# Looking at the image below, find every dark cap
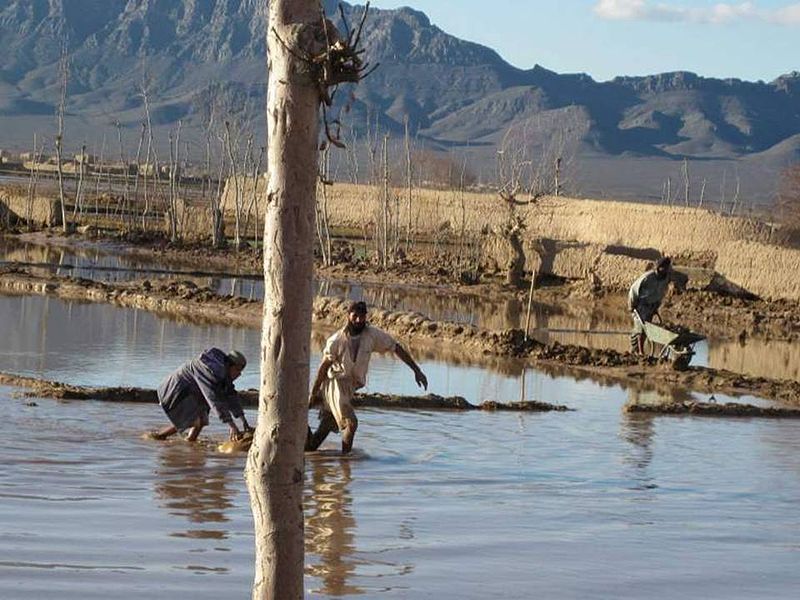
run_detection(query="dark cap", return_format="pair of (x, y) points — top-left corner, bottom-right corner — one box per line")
(226, 350), (247, 369)
(348, 300), (367, 315)
(656, 256), (672, 270)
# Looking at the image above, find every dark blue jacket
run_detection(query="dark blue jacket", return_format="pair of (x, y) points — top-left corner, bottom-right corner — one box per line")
(157, 348), (244, 424)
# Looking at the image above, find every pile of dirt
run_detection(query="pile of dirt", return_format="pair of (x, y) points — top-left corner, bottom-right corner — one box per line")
(664, 290), (800, 342)
(0, 372), (570, 413)
(532, 341), (650, 368)
(625, 398), (800, 418)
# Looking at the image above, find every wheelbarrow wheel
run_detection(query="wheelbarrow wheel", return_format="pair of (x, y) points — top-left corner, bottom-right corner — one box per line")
(670, 348), (693, 371)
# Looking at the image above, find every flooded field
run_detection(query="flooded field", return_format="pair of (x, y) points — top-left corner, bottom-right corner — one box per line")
(1, 294), (800, 598)
(2, 237), (798, 382)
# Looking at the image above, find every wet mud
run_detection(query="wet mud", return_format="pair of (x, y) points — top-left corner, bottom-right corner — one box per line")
(2, 268), (799, 405)
(0, 372), (571, 413)
(6, 232), (800, 344)
(662, 290), (800, 343)
(625, 398), (800, 418)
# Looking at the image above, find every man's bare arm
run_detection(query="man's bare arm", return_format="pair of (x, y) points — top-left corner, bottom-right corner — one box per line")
(394, 343), (428, 390)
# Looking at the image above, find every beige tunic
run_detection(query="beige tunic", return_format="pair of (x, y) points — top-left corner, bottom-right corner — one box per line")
(321, 325), (396, 428)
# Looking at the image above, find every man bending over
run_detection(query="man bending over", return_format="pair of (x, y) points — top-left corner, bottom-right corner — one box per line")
(151, 348), (253, 442)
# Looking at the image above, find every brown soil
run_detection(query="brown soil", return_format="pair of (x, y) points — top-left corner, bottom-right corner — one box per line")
(0, 372), (570, 412)
(625, 398), (800, 418)
(10, 230), (800, 343)
(2, 268), (799, 406)
(663, 290), (800, 343)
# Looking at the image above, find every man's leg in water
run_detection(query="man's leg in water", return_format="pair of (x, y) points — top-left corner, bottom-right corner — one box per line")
(150, 425), (178, 440)
(185, 415), (206, 442)
(340, 413), (359, 454)
(306, 410), (338, 451)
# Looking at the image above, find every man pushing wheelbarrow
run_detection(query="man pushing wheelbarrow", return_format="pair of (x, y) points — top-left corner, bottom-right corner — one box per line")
(628, 257), (673, 356)
(628, 256), (705, 370)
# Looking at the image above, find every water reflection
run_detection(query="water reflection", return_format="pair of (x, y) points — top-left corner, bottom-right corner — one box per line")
(305, 458), (361, 596)
(620, 390), (658, 492)
(3, 236), (799, 383)
(153, 442), (234, 541)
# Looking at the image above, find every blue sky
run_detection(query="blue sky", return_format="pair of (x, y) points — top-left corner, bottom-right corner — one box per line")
(371, 0), (799, 82)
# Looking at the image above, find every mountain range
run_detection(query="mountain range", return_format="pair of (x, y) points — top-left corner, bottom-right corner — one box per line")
(1, 0), (798, 205)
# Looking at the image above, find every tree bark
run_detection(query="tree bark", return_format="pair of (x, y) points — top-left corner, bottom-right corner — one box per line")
(245, 1), (322, 598)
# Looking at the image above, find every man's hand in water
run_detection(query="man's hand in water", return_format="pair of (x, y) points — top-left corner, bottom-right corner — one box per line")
(414, 368), (428, 390)
(228, 423), (242, 441)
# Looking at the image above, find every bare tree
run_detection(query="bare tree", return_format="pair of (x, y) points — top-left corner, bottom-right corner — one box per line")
(25, 133), (44, 230)
(403, 116), (413, 252)
(130, 122), (147, 232)
(682, 157), (690, 206)
(698, 178), (707, 208)
(54, 39), (69, 231)
(242, 144), (266, 247)
(315, 147), (334, 265)
(244, 1), (372, 597)
(71, 143), (87, 220)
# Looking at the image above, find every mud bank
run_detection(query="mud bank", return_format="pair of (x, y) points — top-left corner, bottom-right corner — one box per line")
(2, 268), (799, 405)
(663, 290), (800, 343)
(0, 372), (570, 413)
(7, 230), (799, 345)
(625, 398), (800, 418)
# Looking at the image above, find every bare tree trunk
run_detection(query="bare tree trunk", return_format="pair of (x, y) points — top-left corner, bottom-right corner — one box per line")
(72, 143), (86, 221)
(241, 140), (264, 239)
(666, 176), (672, 207)
(95, 134), (106, 225)
(55, 42), (69, 231)
(315, 147), (333, 266)
(224, 120), (244, 249)
(26, 133), (43, 230)
(131, 123), (146, 233)
(245, 2), (324, 597)
(213, 137), (228, 248)
(404, 116), (413, 253)
(730, 172), (741, 215)
(698, 178), (707, 209)
(381, 134), (390, 268)
(346, 127), (359, 184)
(116, 122), (131, 229)
(141, 82), (159, 231)
(682, 157), (690, 207)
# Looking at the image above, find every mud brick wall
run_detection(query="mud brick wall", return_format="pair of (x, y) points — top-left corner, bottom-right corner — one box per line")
(0, 190), (56, 225)
(715, 241), (800, 301)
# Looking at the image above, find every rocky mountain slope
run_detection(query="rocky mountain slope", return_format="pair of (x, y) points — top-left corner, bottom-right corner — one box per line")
(1, 0), (797, 203)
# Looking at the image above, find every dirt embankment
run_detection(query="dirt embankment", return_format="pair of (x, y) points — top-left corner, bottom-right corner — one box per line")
(2, 267), (799, 405)
(0, 372), (569, 413)
(624, 397), (800, 419)
(6, 370), (799, 419)
(9, 229), (798, 344)
(663, 289), (800, 343)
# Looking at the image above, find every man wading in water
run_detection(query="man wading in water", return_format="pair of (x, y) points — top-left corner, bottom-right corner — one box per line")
(150, 348), (253, 442)
(306, 301), (428, 454)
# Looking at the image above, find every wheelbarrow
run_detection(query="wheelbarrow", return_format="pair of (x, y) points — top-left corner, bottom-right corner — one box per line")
(633, 312), (706, 371)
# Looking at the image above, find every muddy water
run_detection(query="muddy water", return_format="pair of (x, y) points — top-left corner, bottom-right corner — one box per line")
(2, 294), (800, 598)
(2, 238), (798, 382)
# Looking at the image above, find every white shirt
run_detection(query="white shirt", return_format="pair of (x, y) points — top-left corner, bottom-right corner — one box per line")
(323, 325), (397, 389)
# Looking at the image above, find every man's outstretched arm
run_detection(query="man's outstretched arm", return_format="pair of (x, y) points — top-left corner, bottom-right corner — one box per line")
(394, 343), (428, 390)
